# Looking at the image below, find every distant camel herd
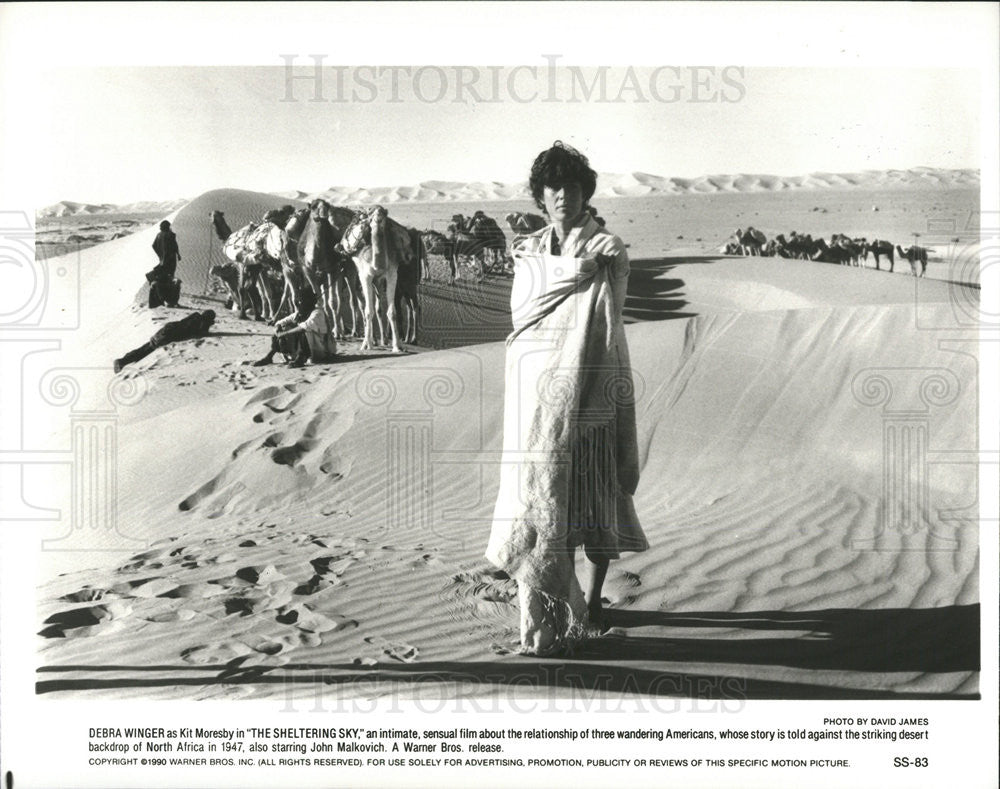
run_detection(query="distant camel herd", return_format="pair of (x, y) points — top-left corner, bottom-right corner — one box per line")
(722, 226), (930, 276)
(209, 202), (558, 351)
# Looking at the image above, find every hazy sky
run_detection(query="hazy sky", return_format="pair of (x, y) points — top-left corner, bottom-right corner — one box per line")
(1, 3), (994, 207)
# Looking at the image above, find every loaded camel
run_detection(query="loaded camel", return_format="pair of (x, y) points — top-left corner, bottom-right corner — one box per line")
(732, 226), (766, 256)
(448, 212), (509, 276)
(504, 211), (547, 235)
(896, 245), (929, 277)
(865, 239), (895, 272)
(831, 234), (867, 267)
(210, 207), (294, 321)
(337, 205), (421, 352)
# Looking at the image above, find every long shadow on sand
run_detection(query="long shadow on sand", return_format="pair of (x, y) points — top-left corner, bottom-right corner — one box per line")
(623, 255), (716, 323)
(205, 331), (269, 338)
(588, 605), (980, 674)
(35, 606), (978, 700)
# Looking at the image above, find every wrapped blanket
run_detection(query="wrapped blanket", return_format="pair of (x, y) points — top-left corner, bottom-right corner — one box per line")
(486, 214), (647, 653)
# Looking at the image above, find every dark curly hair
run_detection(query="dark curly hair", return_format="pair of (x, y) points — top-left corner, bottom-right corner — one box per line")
(528, 141), (597, 212)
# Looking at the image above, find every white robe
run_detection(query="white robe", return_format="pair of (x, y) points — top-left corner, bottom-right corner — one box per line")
(486, 214), (647, 653)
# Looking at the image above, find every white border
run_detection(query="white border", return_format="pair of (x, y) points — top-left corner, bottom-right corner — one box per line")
(1, 3), (997, 788)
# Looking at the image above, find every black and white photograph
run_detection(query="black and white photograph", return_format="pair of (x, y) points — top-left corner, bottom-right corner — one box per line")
(1, 3), (997, 788)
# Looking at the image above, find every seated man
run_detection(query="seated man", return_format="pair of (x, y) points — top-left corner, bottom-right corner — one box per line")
(114, 310), (215, 373)
(148, 219), (182, 308)
(147, 270), (182, 309)
(251, 290), (336, 368)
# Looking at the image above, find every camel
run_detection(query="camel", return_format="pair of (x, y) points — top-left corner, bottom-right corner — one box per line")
(208, 263), (252, 313)
(809, 238), (851, 265)
(414, 229), (455, 283)
(767, 233), (796, 258)
(732, 227), (766, 256)
(865, 239), (895, 272)
(468, 211), (509, 273)
(449, 211), (509, 276)
(504, 212), (547, 235)
(784, 232), (817, 259)
(896, 245), (929, 277)
(293, 199), (365, 340)
(262, 208), (306, 320)
(831, 234), (866, 267)
(337, 205), (420, 352)
(210, 208), (292, 320)
(211, 211), (257, 315)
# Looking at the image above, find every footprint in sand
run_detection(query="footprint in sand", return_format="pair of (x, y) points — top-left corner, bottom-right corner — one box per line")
(362, 636), (420, 663)
(141, 605), (197, 624)
(309, 555), (360, 579)
(319, 447), (353, 478)
(234, 564), (284, 585)
(275, 604), (357, 634)
(225, 369), (258, 391)
(59, 587), (110, 603)
(271, 437), (321, 467)
(116, 547), (171, 573)
(181, 641), (253, 665)
(261, 392), (302, 414)
(449, 568), (518, 605)
(39, 601), (133, 638)
(244, 384), (298, 408)
(602, 570), (641, 608)
(161, 582), (228, 600)
(220, 582), (295, 618)
(408, 550), (445, 569)
(245, 630), (323, 656)
(109, 576), (179, 598)
(177, 470), (248, 516)
(383, 644), (419, 663)
(442, 567), (519, 629)
(293, 574), (333, 596)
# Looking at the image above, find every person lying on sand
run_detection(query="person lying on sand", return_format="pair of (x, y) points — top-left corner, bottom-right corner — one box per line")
(250, 289), (336, 368)
(113, 310), (215, 373)
(486, 141), (647, 657)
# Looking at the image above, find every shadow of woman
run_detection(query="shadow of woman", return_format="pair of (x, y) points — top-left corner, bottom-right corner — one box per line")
(577, 604), (980, 674)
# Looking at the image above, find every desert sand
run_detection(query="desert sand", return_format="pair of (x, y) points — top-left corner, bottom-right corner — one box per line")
(33, 172), (981, 701)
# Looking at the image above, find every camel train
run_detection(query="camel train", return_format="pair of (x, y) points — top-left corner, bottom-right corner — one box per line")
(722, 226), (930, 276)
(208, 201), (521, 354)
(211, 201), (383, 341)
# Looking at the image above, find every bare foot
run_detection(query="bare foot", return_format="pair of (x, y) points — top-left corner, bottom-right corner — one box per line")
(587, 598), (606, 631)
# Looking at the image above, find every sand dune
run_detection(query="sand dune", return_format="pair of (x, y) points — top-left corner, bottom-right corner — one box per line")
(39, 168), (978, 217)
(37, 198), (188, 218)
(312, 168), (979, 206)
(33, 185), (980, 700)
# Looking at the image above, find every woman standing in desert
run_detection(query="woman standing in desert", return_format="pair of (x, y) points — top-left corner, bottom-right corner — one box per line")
(487, 141), (648, 656)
